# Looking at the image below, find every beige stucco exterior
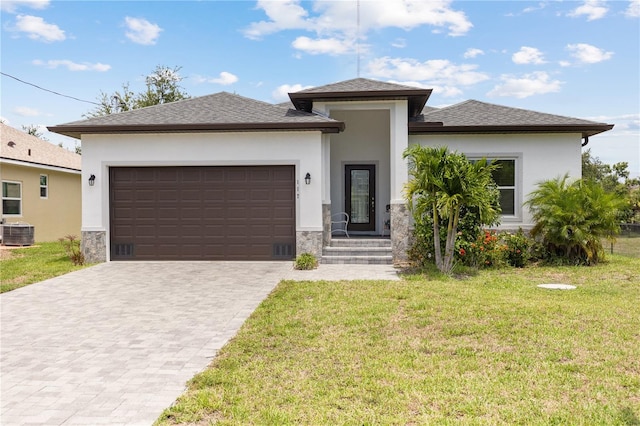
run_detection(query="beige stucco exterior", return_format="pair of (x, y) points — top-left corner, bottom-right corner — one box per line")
(1, 162), (81, 242)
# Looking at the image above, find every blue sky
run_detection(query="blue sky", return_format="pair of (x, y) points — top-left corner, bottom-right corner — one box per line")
(2, 0), (639, 177)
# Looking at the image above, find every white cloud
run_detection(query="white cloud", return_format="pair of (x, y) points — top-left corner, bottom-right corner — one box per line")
(14, 14), (65, 42)
(0, 0), (49, 13)
(391, 38), (407, 48)
(625, 0), (640, 17)
(367, 56), (489, 97)
(124, 17), (162, 45)
(487, 71), (563, 98)
(463, 48), (484, 59)
(271, 83), (314, 102)
(566, 43), (613, 64)
(568, 0), (608, 21)
(292, 36), (354, 55)
(512, 46), (546, 64)
(194, 72), (239, 86)
(14, 106), (40, 117)
(32, 59), (111, 71)
(245, 0), (473, 55)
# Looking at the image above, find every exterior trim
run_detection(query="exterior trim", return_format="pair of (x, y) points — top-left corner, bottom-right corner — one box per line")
(408, 123), (614, 138)
(0, 157), (82, 174)
(48, 122), (345, 139)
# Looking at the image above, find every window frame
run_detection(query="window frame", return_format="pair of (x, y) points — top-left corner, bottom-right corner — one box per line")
(40, 174), (49, 199)
(468, 154), (521, 222)
(2, 180), (23, 217)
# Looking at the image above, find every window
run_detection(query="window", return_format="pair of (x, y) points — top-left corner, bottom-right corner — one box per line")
(2, 181), (22, 216)
(40, 174), (48, 198)
(491, 159), (516, 216)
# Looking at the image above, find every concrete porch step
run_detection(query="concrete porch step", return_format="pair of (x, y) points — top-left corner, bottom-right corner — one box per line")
(321, 238), (393, 264)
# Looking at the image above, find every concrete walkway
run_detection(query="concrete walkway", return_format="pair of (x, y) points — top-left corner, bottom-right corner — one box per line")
(0, 261), (399, 425)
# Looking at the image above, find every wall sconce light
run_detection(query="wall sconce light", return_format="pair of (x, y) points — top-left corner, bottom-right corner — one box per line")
(304, 172), (311, 185)
(88, 174), (96, 186)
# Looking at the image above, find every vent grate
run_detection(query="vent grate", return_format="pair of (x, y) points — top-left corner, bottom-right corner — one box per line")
(113, 243), (134, 258)
(272, 243), (294, 259)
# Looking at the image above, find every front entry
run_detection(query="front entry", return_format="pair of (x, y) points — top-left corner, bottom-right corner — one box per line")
(345, 164), (376, 232)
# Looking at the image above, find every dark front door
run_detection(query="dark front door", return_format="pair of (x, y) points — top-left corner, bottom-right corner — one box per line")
(345, 164), (375, 232)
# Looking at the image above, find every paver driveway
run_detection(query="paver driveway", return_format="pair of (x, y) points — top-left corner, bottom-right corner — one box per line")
(0, 261), (293, 425)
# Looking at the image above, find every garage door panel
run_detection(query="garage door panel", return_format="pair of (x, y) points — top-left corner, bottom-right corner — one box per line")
(110, 166), (295, 260)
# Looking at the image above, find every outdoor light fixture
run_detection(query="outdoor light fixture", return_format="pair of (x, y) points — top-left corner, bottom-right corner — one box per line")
(304, 172), (311, 185)
(89, 174), (96, 186)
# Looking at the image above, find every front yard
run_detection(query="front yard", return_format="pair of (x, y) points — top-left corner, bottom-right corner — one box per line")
(158, 256), (640, 425)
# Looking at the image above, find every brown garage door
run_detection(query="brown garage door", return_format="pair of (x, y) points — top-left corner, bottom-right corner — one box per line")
(109, 166), (295, 260)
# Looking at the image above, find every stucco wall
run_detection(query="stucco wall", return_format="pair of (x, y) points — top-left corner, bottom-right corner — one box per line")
(409, 133), (583, 228)
(1, 163), (81, 242)
(81, 131), (324, 259)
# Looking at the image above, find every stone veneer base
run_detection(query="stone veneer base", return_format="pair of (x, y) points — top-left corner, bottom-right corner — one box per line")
(81, 230), (107, 264)
(390, 203), (410, 264)
(296, 231), (323, 260)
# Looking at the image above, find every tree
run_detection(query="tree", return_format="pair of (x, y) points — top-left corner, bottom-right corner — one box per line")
(526, 175), (625, 265)
(22, 124), (48, 141)
(404, 145), (501, 274)
(84, 65), (189, 118)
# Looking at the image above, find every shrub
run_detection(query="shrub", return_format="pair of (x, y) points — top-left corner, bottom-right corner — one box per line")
(525, 175), (625, 265)
(502, 229), (531, 267)
(456, 230), (507, 268)
(58, 235), (85, 266)
(294, 253), (318, 270)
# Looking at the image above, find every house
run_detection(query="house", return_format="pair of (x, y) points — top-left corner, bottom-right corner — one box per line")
(48, 78), (613, 264)
(1, 123), (82, 242)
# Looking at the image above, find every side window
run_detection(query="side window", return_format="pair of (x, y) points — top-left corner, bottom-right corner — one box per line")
(40, 174), (48, 199)
(491, 160), (516, 216)
(2, 181), (22, 216)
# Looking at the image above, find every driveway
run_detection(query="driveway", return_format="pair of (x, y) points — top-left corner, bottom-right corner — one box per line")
(0, 261), (399, 425)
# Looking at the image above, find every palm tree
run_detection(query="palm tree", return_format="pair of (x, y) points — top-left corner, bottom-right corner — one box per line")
(526, 175), (624, 265)
(404, 146), (500, 273)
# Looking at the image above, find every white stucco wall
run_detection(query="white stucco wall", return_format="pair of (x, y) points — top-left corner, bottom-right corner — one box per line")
(81, 131), (325, 245)
(409, 133), (583, 228)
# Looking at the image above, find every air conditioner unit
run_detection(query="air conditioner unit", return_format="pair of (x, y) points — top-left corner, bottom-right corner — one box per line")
(2, 223), (35, 246)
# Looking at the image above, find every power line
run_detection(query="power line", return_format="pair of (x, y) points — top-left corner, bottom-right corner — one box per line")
(0, 71), (101, 105)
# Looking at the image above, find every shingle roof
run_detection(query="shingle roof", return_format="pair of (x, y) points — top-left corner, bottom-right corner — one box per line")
(296, 78), (424, 93)
(49, 92), (344, 139)
(1, 123), (81, 171)
(289, 78), (432, 117)
(410, 100), (613, 137)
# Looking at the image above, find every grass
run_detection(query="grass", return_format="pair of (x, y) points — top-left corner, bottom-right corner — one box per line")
(158, 255), (640, 425)
(0, 241), (88, 293)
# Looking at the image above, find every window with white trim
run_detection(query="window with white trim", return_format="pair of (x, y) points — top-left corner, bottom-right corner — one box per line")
(2, 181), (22, 216)
(491, 159), (516, 216)
(40, 174), (48, 198)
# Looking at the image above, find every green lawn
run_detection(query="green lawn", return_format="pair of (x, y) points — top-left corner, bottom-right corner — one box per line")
(0, 242), (88, 293)
(158, 256), (640, 425)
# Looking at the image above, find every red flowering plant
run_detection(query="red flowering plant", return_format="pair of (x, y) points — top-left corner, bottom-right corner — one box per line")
(456, 230), (508, 268)
(501, 229), (532, 267)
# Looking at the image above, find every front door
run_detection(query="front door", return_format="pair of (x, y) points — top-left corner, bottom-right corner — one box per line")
(345, 164), (375, 232)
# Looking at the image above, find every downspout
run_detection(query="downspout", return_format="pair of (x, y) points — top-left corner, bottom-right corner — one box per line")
(581, 136), (589, 147)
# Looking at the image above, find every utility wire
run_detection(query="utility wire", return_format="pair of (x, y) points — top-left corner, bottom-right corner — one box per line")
(1, 71), (101, 105)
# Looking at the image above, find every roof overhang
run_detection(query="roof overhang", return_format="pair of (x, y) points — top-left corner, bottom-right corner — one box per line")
(0, 157), (81, 174)
(289, 89), (432, 118)
(408, 123), (614, 138)
(48, 121), (346, 139)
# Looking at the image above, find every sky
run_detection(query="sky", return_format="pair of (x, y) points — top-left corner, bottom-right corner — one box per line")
(1, 0), (639, 177)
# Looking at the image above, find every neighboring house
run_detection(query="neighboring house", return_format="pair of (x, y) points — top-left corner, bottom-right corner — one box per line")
(48, 78), (613, 264)
(1, 123), (82, 242)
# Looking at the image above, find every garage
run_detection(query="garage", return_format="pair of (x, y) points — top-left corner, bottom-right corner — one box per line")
(109, 166), (296, 261)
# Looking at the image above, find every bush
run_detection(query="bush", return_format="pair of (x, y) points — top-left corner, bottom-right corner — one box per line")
(456, 230), (508, 268)
(294, 253), (318, 270)
(58, 235), (85, 266)
(502, 229), (531, 268)
(526, 176), (625, 265)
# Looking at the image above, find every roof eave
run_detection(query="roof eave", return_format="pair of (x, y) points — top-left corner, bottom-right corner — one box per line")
(48, 121), (346, 139)
(289, 89), (432, 117)
(408, 123), (614, 138)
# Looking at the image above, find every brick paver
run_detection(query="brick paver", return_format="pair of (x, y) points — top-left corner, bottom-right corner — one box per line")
(1, 261), (398, 425)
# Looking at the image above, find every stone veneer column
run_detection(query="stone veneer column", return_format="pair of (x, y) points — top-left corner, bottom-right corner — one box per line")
(322, 204), (332, 247)
(81, 230), (107, 264)
(296, 231), (323, 259)
(390, 203), (410, 264)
